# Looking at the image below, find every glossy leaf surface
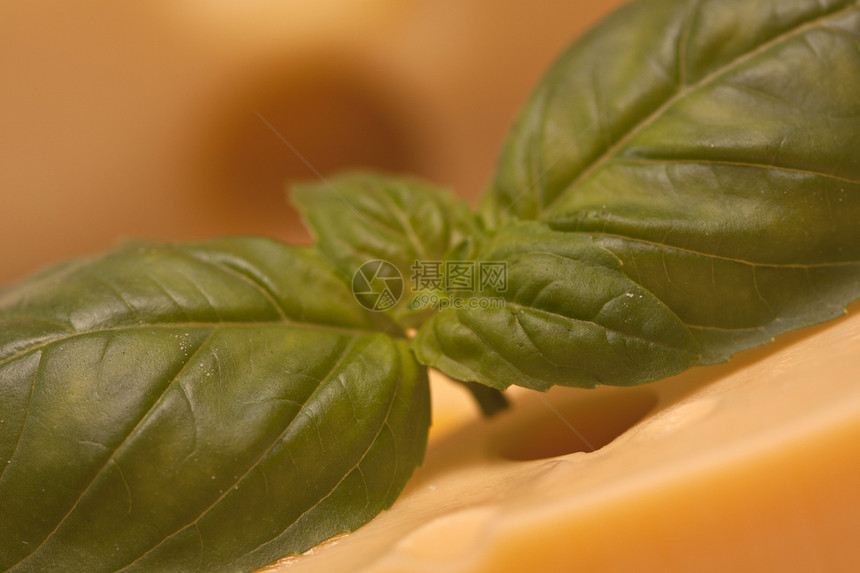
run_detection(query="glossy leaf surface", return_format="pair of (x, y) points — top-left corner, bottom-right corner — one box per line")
(412, 223), (699, 390)
(0, 238), (429, 573)
(483, 0), (860, 362)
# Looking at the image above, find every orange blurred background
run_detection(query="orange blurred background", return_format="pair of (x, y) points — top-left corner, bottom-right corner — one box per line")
(1, 0), (626, 283)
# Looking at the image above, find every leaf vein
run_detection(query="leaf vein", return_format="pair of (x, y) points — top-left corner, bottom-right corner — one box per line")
(178, 248), (289, 323)
(228, 337), (401, 564)
(505, 302), (690, 353)
(0, 351), (42, 485)
(112, 336), (364, 572)
(548, 2), (858, 211)
(5, 330), (217, 571)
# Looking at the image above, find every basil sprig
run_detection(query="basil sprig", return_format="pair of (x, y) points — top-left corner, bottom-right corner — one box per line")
(2, 0), (859, 570)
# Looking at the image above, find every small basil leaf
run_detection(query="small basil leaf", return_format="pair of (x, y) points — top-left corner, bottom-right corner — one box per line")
(484, 0), (860, 363)
(291, 171), (480, 325)
(292, 172), (479, 277)
(412, 223), (699, 391)
(0, 238), (429, 573)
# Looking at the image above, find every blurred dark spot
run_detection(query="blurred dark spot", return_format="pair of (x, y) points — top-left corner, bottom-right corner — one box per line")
(196, 60), (423, 240)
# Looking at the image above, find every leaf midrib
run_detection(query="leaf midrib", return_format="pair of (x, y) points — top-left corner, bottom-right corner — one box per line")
(614, 156), (860, 185)
(543, 1), (858, 214)
(582, 231), (860, 268)
(0, 320), (379, 370)
(503, 301), (695, 353)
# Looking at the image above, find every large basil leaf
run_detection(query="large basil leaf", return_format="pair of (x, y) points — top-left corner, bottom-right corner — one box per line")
(412, 223), (699, 390)
(483, 0), (860, 362)
(0, 238), (430, 573)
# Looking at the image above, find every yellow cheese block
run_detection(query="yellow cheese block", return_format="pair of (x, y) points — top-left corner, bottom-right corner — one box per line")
(260, 303), (860, 573)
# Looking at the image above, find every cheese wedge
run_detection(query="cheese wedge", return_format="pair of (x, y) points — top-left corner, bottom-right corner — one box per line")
(261, 303), (860, 573)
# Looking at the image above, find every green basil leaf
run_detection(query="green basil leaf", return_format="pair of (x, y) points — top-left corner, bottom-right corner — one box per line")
(292, 172), (479, 278)
(412, 222), (699, 390)
(0, 238), (430, 573)
(483, 0), (860, 363)
(291, 171), (480, 325)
